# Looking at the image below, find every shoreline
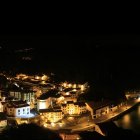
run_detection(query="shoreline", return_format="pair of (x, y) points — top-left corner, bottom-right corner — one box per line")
(96, 99), (140, 124)
(111, 101), (140, 121)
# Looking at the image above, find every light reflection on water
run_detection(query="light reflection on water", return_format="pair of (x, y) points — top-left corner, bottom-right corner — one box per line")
(114, 104), (140, 133)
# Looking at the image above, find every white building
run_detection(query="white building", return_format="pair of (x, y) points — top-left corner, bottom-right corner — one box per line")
(37, 90), (60, 111)
(6, 101), (30, 117)
(37, 97), (52, 111)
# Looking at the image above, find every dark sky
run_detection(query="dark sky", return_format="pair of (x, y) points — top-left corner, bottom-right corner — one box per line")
(1, 34), (140, 91)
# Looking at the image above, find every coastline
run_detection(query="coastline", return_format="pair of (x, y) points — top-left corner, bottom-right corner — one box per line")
(96, 99), (140, 124)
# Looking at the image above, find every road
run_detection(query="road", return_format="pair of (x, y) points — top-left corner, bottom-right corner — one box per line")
(57, 98), (140, 132)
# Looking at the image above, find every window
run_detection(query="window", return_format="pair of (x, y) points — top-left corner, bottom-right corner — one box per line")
(23, 109), (25, 114)
(18, 109), (20, 112)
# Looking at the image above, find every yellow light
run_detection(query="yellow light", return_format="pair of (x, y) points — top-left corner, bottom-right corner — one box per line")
(68, 117), (74, 121)
(68, 84), (72, 87)
(81, 85), (84, 91)
(35, 76), (40, 80)
(59, 123), (63, 127)
(123, 114), (130, 124)
(66, 92), (70, 95)
(63, 83), (67, 87)
(41, 75), (48, 81)
(73, 89), (77, 92)
(73, 84), (76, 88)
(60, 96), (64, 100)
(51, 122), (55, 127)
(41, 115), (45, 120)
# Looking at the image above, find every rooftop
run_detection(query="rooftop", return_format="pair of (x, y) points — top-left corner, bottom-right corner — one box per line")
(39, 109), (62, 113)
(7, 100), (29, 108)
(38, 89), (60, 100)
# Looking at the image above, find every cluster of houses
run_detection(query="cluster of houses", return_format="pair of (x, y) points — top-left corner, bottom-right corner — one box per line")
(0, 73), (129, 130)
(0, 76), (90, 128)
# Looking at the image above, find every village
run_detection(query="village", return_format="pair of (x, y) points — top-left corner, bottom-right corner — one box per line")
(0, 73), (140, 135)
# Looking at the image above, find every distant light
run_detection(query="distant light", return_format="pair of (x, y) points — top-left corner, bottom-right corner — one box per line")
(63, 82), (67, 87)
(68, 84), (72, 88)
(81, 85), (85, 91)
(73, 89), (77, 92)
(59, 123), (63, 127)
(66, 92), (70, 95)
(51, 122), (56, 127)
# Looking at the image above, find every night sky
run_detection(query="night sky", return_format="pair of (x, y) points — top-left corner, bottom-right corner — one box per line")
(1, 34), (140, 98)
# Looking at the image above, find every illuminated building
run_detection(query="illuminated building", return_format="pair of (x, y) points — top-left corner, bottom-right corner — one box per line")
(63, 95), (77, 103)
(39, 108), (63, 123)
(16, 74), (28, 80)
(61, 101), (87, 115)
(86, 100), (111, 119)
(37, 89), (60, 111)
(6, 100), (30, 117)
(9, 89), (35, 105)
(37, 98), (51, 110)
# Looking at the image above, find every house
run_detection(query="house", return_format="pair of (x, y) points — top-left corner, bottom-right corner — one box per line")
(61, 101), (87, 115)
(6, 100), (30, 117)
(86, 100), (111, 119)
(37, 90), (60, 111)
(63, 95), (77, 103)
(0, 112), (7, 128)
(9, 86), (35, 105)
(37, 97), (52, 111)
(39, 108), (63, 123)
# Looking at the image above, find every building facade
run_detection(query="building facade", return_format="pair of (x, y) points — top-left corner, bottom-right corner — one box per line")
(6, 101), (30, 117)
(39, 108), (63, 123)
(9, 90), (35, 105)
(61, 101), (87, 115)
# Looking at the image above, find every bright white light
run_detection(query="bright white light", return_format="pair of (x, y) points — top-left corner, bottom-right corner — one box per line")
(51, 122), (56, 127)
(17, 113), (35, 118)
(73, 89), (77, 92)
(14, 83), (19, 87)
(44, 124), (48, 127)
(66, 92), (70, 95)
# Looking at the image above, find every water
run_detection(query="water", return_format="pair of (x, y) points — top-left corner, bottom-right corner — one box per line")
(114, 104), (140, 134)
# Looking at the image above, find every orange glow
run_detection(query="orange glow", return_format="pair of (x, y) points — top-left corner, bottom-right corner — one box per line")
(41, 75), (48, 81)
(123, 115), (130, 124)
(35, 76), (40, 80)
